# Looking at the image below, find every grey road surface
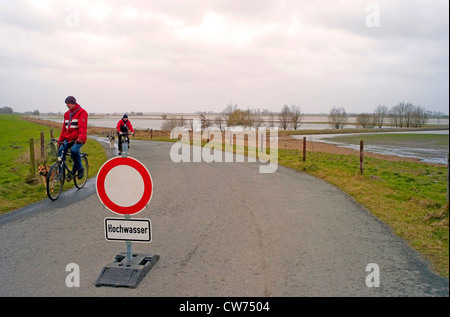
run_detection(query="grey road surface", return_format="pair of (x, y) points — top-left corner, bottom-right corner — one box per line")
(0, 137), (448, 297)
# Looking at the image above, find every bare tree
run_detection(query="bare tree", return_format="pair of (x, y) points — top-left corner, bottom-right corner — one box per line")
(250, 108), (264, 128)
(214, 114), (226, 131)
(222, 103), (237, 125)
(262, 109), (275, 127)
(411, 105), (428, 127)
(161, 116), (185, 131)
(268, 111), (276, 127)
(374, 105), (389, 128)
(289, 105), (303, 130)
(432, 111), (445, 127)
(404, 102), (415, 127)
(390, 103), (405, 127)
(390, 102), (430, 128)
(197, 111), (211, 130)
(356, 113), (375, 128)
(328, 106), (348, 129)
(278, 105), (291, 130)
(390, 102), (412, 127)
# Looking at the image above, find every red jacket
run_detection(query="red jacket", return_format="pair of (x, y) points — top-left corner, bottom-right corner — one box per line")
(58, 104), (88, 143)
(116, 119), (134, 133)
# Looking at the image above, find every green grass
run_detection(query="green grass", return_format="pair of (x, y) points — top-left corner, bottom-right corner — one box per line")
(0, 114), (107, 213)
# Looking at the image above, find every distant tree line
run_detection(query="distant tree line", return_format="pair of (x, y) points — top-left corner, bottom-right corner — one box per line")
(159, 101), (440, 131)
(388, 102), (428, 128)
(160, 103), (289, 131)
(329, 102), (432, 129)
(0, 107), (41, 115)
(0, 106), (14, 114)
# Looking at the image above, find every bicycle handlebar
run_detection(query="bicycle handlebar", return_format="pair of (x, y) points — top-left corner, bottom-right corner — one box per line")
(50, 138), (75, 146)
(120, 131), (134, 136)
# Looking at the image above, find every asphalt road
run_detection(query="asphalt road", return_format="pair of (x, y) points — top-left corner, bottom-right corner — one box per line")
(0, 137), (448, 297)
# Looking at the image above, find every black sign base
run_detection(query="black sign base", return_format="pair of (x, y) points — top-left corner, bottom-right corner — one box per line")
(95, 252), (159, 288)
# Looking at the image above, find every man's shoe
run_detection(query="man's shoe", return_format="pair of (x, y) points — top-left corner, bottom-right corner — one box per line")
(118, 151), (122, 155)
(77, 168), (85, 179)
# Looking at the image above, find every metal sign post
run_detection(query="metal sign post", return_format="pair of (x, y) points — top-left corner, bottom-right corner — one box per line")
(125, 214), (132, 263)
(94, 150), (159, 288)
(122, 148), (136, 264)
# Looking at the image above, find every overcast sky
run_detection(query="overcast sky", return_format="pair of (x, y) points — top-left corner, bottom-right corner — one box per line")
(0, 0), (448, 114)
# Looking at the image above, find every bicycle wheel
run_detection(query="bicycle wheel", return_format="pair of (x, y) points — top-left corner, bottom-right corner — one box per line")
(74, 155), (89, 189)
(47, 162), (64, 200)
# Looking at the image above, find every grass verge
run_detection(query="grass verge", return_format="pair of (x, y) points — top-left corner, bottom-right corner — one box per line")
(0, 114), (107, 214)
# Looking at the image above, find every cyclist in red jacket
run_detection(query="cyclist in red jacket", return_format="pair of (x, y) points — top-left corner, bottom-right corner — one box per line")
(116, 114), (134, 155)
(57, 96), (88, 179)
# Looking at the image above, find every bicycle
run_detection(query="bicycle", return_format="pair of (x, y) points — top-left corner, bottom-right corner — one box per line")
(119, 130), (133, 157)
(46, 139), (89, 201)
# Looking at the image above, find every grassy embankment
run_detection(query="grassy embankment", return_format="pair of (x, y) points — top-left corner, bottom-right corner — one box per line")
(0, 114), (107, 213)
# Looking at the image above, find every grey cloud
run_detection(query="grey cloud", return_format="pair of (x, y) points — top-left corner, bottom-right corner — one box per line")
(0, 0), (448, 114)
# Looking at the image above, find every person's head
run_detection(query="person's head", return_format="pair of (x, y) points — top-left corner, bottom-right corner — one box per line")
(65, 96), (77, 111)
(122, 114), (128, 122)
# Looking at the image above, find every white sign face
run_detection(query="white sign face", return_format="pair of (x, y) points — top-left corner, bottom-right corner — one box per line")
(104, 165), (145, 207)
(105, 218), (151, 243)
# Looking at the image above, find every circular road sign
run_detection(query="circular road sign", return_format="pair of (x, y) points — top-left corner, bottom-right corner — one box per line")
(96, 157), (153, 215)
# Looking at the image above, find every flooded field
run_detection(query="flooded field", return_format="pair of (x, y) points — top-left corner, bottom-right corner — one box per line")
(32, 114), (449, 164)
(293, 130), (449, 165)
(34, 114), (449, 131)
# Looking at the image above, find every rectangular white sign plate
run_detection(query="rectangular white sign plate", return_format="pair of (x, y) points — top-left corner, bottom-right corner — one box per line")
(105, 218), (151, 243)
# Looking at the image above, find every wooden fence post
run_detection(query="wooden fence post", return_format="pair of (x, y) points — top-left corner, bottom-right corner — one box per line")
(29, 138), (35, 174)
(260, 131), (264, 153)
(447, 153), (449, 203)
(40, 131), (45, 159)
(303, 137), (306, 161)
(150, 129), (153, 139)
(50, 129), (54, 139)
(360, 140), (364, 174)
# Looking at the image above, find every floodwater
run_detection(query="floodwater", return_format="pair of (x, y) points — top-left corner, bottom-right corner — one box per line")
(35, 114), (448, 131)
(36, 115), (358, 131)
(292, 130), (449, 165)
(33, 114), (449, 164)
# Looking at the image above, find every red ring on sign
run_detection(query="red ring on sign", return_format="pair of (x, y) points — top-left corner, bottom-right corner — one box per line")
(96, 157), (153, 215)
